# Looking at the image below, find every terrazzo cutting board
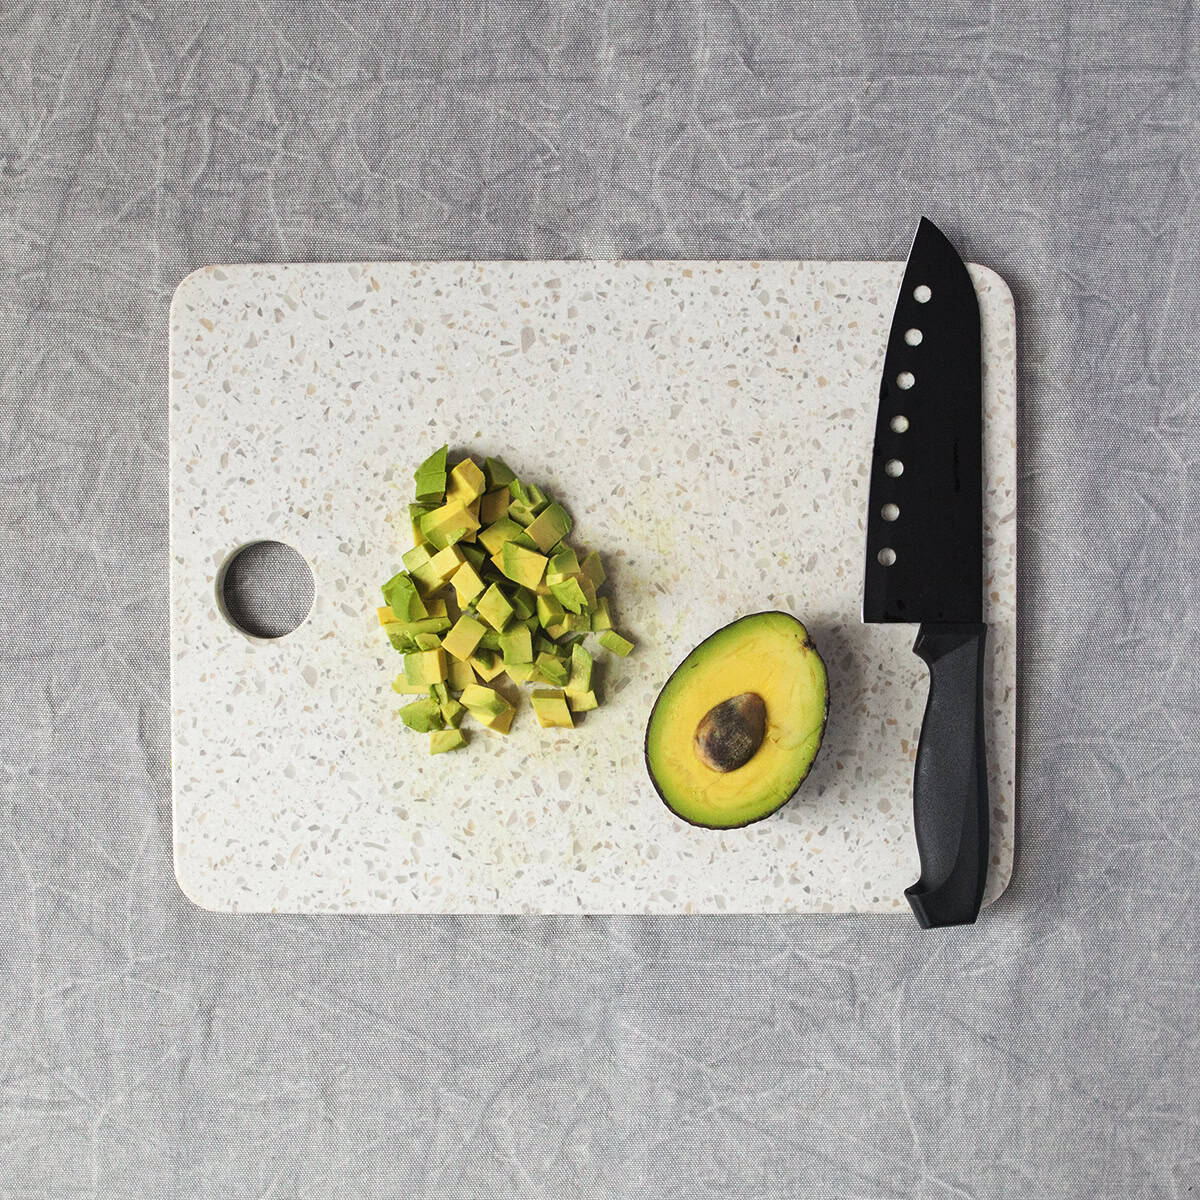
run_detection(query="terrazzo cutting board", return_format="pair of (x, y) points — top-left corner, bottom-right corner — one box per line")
(169, 259), (1017, 914)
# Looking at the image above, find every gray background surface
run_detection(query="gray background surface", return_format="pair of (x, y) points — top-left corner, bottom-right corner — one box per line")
(1, 1), (1196, 1196)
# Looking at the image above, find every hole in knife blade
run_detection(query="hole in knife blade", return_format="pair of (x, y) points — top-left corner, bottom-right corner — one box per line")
(913, 284), (932, 303)
(877, 547), (897, 566)
(896, 372), (915, 390)
(890, 415), (909, 433)
(881, 503), (900, 522)
(904, 327), (923, 346)
(884, 459), (904, 477)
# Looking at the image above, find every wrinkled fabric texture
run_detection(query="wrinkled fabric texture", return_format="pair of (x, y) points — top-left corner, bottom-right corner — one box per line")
(1, 2), (1197, 1196)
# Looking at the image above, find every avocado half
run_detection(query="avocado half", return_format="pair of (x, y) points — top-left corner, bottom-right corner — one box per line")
(644, 612), (829, 829)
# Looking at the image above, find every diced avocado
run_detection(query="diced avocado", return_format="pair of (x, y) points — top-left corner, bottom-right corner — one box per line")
(531, 690), (574, 729)
(511, 528), (540, 550)
(508, 478), (530, 503)
(598, 630), (634, 657)
(442, 614), (486, 662)
(535, 652), (569, 687)
(427, 544), (466, 583)
(567, 689), (598, 713)
(469, 649), (505, 682)
(477, 628), (503, 651)
(479, 488), (510, 525)
(590, 596), (613, 632)
(385, 615), (451, 646)
(447, 458), (487, 505)
(460, 684), (515, 733)
(447, 657), (475, 691)
(430, 728), (467, 754)
(484, 457), (516, 489)
(412, 632), (443, 651)
(402, 544), (443, 590)
(391, 674), (430, 695)
(458, 543), (487, 572)
(479, 517), (524, 556)
(580, 551), (605, 588)
(510, 588), (537, 620)
(534, 635), (569, 659)
(576, 576), (598, 611)
(451, 561), (485, 606)
(526, 482), (549, 510)
(536, 593), (565, 630)
(400, 697), (445, 732)
(567, 643), (593, 694)
(419, 500), (479, 549)
(430, 682), (449, 704)
(549, 577), (588, 614)
(547, 546), (579, 580)
(413, 445), (448, 503)
(440, 698), (466, 728)
(409, 503), (435, 544)
(501, 543), (548, 589)
(499, 626), (533, 665)
(503, 661), (536, 684)
(524, 502), (571, 553)
(425, 597), (448, 619)
(507, 499), (538, 527)
(378, 606), (397, 625)
(476, 583), (514, 632)
(404, 647), (447, 686)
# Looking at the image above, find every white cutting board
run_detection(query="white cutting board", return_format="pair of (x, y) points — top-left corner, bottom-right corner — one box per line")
(169, 260), (1017, 914)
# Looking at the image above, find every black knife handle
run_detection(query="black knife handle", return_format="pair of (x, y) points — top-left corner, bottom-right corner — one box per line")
(905, 622), (990, 928)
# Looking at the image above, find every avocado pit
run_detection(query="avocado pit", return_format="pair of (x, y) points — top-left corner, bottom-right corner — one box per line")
(693, 692), (767, 773)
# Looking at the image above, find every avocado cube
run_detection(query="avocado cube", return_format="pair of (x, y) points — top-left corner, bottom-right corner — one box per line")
(479, 517), (524, 556)
(458, 542), (487, 572)
(469, 649), (505, 682)
(479, 488), (511, 525)
(510, 588), (537, 620)
(409, 503), (435, 545)
(576, 576), (598, 611)
(476, 583), (515, 632)
(547, 546), (579, 580)
(446, 657), (475, 691)
(451, 561), (486, 606)
(530, 690), (574, 729)
(536, 593), (565, 630)
(442, 614), (486, 662)
(590, 596), (613, 632)
(460, 684), (515, 733)
(378, 606), (397, 626)
(534, 652), (569, 687)
(499, 626), (533, 665)
(549, 577), (588, 614)
(475, 628), (501, 650)
(429, 728), (467, 754)
(543, 619), (571, 640)
(533, 634), (567, 658)
(424, 597), (448, 619)
(439, 698), (466, 728)
(412, 632), (443, 650)
(430, 682), (449, 704)
(404, 647), (447, 686)
(447, 458), (487, 505)
(391, 674), (430, 695)
(426, 544), (465, 583)
(524, 503), (571, 553)
(484, 457), (516, 489)
(507, 499), (537, 527)
(567, 689), (598, 713)
(598, 630), (634, 657)
(500, 543), (548, 589)
(503, 661), (536, 684)
(419, 501), (479, 548)
(580, 552), (605, 589)
(413, 444), (448, 503)
(402, 544), (443, 591)
(511, 528), (540, 550)
(400, 697), (445, 732)
(567, 643), (593, 694)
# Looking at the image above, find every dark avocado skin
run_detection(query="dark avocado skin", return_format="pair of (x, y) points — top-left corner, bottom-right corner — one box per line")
(643, 611), (830, 830)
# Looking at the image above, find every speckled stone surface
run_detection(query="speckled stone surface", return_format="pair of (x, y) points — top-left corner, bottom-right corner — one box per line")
(170, 260), (1015, 913)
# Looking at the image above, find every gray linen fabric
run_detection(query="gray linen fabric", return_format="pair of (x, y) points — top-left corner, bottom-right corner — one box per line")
(1, 2), (1198, 1196)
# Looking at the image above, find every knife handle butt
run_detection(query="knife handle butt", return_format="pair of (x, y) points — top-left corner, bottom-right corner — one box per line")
(905, 622), (990, 928)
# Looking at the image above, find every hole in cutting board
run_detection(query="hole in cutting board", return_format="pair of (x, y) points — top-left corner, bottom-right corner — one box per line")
(218, 542), (314, 640)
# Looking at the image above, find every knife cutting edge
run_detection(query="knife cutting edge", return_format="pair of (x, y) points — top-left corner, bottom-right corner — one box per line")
(863, 217), (990, 928)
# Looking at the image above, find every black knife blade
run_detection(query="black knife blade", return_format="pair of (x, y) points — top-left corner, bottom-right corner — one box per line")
(864, 217), (989, 928)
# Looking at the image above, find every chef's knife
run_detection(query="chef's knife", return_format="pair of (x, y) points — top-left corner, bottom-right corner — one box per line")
(863, 217), (989, 928)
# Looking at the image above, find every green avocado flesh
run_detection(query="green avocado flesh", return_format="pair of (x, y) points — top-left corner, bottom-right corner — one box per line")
(644, 612), (828, 829)
(377, 447), (634, 748)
